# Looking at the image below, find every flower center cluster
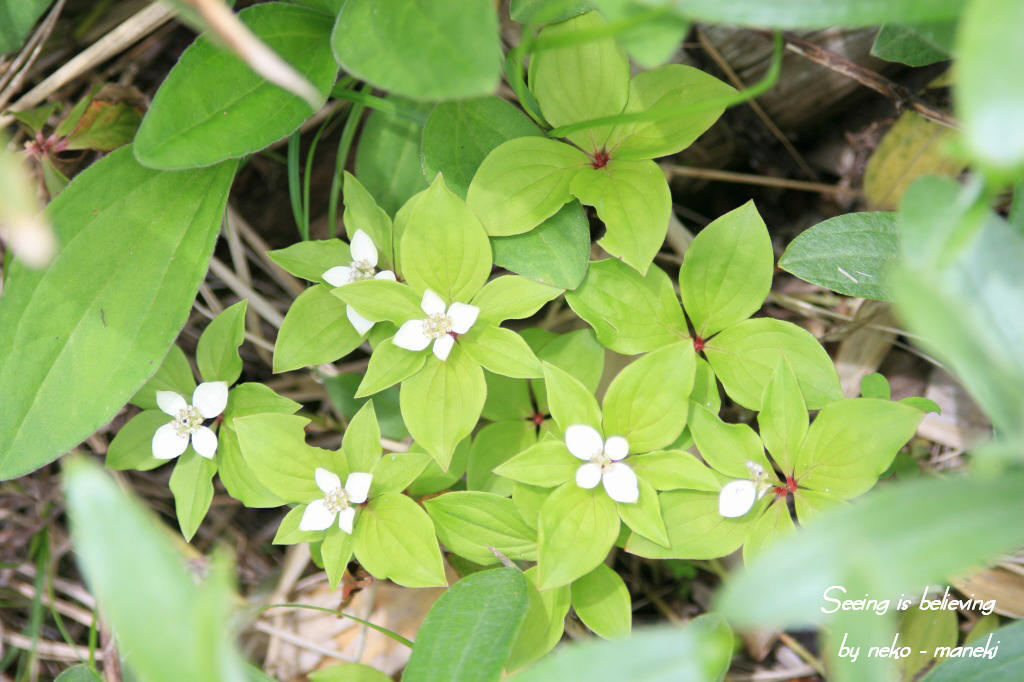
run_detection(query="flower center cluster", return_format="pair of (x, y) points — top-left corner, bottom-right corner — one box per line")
(173, 406), (203, 437)
(323, 486), (351, 514)
(350, 259), (375, 281)
(590, 451), (613, 470)
(423, 312), (453, 339)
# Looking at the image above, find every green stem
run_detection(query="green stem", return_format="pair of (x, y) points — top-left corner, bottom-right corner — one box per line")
(329, 86), (368, 238)
(302, 115), (333, 240)
(286, 132), (305, 240)
(257, 602), (414, 648)
(505, 28), (547, 127)
(331, 87), (426, 125)
(528, 8), (670, 52)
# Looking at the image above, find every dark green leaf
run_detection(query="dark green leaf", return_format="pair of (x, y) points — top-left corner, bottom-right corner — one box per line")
(871, 23), (955, 66)
(355, 103), (430, 215)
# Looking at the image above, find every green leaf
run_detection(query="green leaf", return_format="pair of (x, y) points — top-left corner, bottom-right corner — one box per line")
(482, 372), (534, 422)
(106, 410), (172, 472)
(510, 0), (588, 23)
(134, 3), (337, 169)
(617, 477), (669, 546)
(897, 604), (958, 681)
(273, 285), (363, 372)
(571, 563), (631, 640)
(464, 325), (543, 379)
(0, 0), (52, 55)
(354, 102), (430, 215)
(234, 414), (325, 502)
(54, 665), (102, 682)
(62, 92), (143, 152)
(757, 358), (808, 475)
(340, 401), (382, 473)
(169, 451), (217, 541)
(421, 97), (543, 198)
(401, 175), (492, 302)
(342, 171), (394, 270)
(860, 372), (892, 400)
(955, 0), (1024, 173)
(466, 136), (587, 236)
(425, 491), (538, 564)
(537, 482), (620, 590)
(197, 300), (247, 384)
(794, 398), (924, 499)
(625, 490), (749, 560)
(222, 381), (302, 423)
(322, 528), (355, 589)
(529, 328), (605, 411)
(605, 64), (735, 160)
(493, 440), (578, 488)
(272, 505), (324, 545)
(779, 212), (897, 301)
(404, 568), (528, 682)
(491, 201), (591, 289)
(507, 567), (571, 670)
(629, 450), (720, 492)
(0, 147), (236, 479)
(542, 362), (602, 434)
(324, 373), (408, 440)
(400, 349), (486, 470)
(704, 317), (843, 410)
(332, 0), (499, 101)
(741, 498), (795, 563)
(268, 239), (352, 285)
(407, 439), (471, 497)
(353, 492), (447, 588)
(688, 405), (771, 479)
(356, 338), (427, 397)
(217, 427), (285, 508)
(566, 259), (688, 355)
(309, 663), (392, 682)
(370, 451), (431, 496)
(570, 158), (670, 274)
(529, 11), (629, 153)
(590, 0), (689, 68)
(63, 458), (250, 682)
(923, 618), (1024, 681)
(602, 342), (695, 452)
(871, 23), (954, 66)
(467, 420), (536, 496)
(472, 276), (563, 324)
(679, 200), (772, 337)
(333, 279), (423, 325)
(649, 0), (965, 29)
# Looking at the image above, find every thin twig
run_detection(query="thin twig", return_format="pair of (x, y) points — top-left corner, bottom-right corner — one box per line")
(778, 632), (827, 677)
(1, 632), (102, 662)
(208, 256), (285, 327)
(0, 0), (67, 110)
(663, 164), (858, 197)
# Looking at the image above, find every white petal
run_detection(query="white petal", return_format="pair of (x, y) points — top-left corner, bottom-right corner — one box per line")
(604, 436), (630, 461)
(420, 289), (446, 315)
(323, 265), (353, 287)
(156, 391), (187, 416)
(393, 319), (431, 351)
(346, 305), (374, 335)
(299, 499), (336, 531)
(602, 462), (639, 504)
(447, 302), (480, 334)
(152, 422), (189, 459)
(192, 381), (228, 419)
(565, 424), (604, 460)
(718, 480), (757, 518)
(337, 507), (356, 534)
(350, 229), (378, 267)
(432, 334), (455, 361)
(575, 462), (602, 489)
(344, 472), (373, 503)
(375, 270), (396, 281)
(190, 426), (218, 458)
(315, 467), (342, 494)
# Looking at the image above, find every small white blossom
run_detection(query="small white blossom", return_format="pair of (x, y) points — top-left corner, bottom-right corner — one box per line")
(565, 424), (638, 503)
(393, 289), (479, 361)
(299, 468), (373, 533)
(718, 460), (769, 518)
(323, 229), (396, 335)
(152, 382), (228, 460)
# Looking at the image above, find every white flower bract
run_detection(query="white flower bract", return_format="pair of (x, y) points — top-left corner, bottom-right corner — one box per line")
(151, 381), (228, 460)
(322, 229), (396, 335)
(718, 460), (769, 518)
(299, 468), (373, 533)
(393, 289), (479, 361)
(565, 424), (638, 504)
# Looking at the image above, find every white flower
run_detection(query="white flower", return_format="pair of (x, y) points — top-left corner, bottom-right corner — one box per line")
(323, 229), (396, 335)
(393, 289), (479, 361)
(151, 382), (229, 460)
(299, 468), (373, 533)
(718, 461), (769, 518)
(565, 424), (638, 504)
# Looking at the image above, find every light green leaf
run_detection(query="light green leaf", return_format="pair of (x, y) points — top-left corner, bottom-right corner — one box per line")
(507, 566), (571, 670)
(860, 372), (892, 400)
(369, 451), (431, 497)
(529, 11), (629, 153)
(0, 147), (236, 479)
(779, 212), (897, 301)
(0, 0), (52, 55)
(332, 0), (500, 101)
(401, 175), (492, 302)
(871, 23), (954, 67)
(407, 439), (471, 497)
(273, 505), (325, 545)
(197, 300), (247, 384)
(234, 414), (325, 502)
(400, 348), (486, 470)
(491, 201), (592, 289)
(794, 398), (924, 499)
(923, 618), (1024, 681)
(757, 357), (808, 475)
(510, 0), (588, 23)
(590, 0), (689, 68)
(216, 428), (285, 508)
(354, 103), (430, 215)
(273, 285), (363, 373)
(134, 3), (337, 169)
(322, 528), (355, 589)
(742, 499), (795, 563)
(54, 664), (102, 682)
(606, 64), (734, 160)
(542, 362), (602, 433)
(898, 604), (958, 681)
(512, 483), (549, 530)
(629, 450), (720, 492)
(602, 342), (695, 452)
(679, 200), (772, 337)
(466, 136), (587, 237)
(356, 339), (427, 397)
(570, 158), (670, 274)
(792, 488), (842, 524)
(482, 371), (534, 421)
(650, 0), (965, 28)
(106, 410), (171, 472)
(625, 490), (749, 560)
(404, 568), (528, 682)
(425, 491), (538, 564)
(566, 259), (688, 355)
(493, 440), (578, 488)
(342, 171), (394, 270)
(688, 405), (771, 479)
(463, 325), (543, 379)
(617, 477), (669, 546)
(267, 239), (352, 285)
(341, 401), (382, 473)
(131, 344), (196, 410)
(222, 381), (302, 423)
(529, 328), (605, 412)
(467, 420), (537, 496)
(353, 492), (447, 588)
(169, 451), (217, 541)
(309, 663), (392, 682)
(571, 563), (631, 640)
(472, 276), (563, 324)
(704, 317), (843, 410)
(333, 280), (425, 326)
(537, 482), (620, 590)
